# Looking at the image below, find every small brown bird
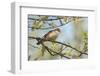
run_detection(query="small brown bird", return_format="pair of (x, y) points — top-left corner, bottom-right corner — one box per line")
(37, 28), (61, 45)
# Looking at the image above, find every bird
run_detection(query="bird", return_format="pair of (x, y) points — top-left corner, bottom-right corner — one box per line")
(37, 28), (61, 45)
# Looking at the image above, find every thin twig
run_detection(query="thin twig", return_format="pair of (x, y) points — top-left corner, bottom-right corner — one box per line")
(41, 43), (55, 56)
(42, 43), (70, 59)
(28, 18), (62, 21)
(28, 43), (40, 49)
(59, 19), (63, 26)
(78, 42), (88, 57)
(28, 18), (72, 30)
(53, 44), (67, 56)
(46, 40), (88, 55)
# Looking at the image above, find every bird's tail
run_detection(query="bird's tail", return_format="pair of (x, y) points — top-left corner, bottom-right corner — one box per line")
(37, 39), (42, 45)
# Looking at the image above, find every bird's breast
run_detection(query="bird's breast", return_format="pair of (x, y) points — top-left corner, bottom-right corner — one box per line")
(45, 31), (60, 40)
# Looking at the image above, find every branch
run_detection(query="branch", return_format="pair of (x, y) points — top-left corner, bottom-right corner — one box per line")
(28, 36), (88, 55)
(28, 43), (40, 49)
(53, 44), (67, 56)
(59, 19), (63, 26)
(42, 43), (55, 56)
(49, 40), (88, 55)
(28, 18), (62, 21)
(78, 42), (88, 57)
(29, 37), (70, 59)
(28, 20), (71, 30)
(41, 43), (70, 59)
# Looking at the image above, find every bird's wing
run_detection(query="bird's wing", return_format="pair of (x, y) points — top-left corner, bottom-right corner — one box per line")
(43, 30), (54, 38)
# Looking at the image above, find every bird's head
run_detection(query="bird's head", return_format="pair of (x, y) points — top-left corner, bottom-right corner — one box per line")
(55, 28), (61, 32)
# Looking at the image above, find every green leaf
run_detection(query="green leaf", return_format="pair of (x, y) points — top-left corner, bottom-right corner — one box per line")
(51, 22), (56, 28)
(32, 21), (44, 29)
